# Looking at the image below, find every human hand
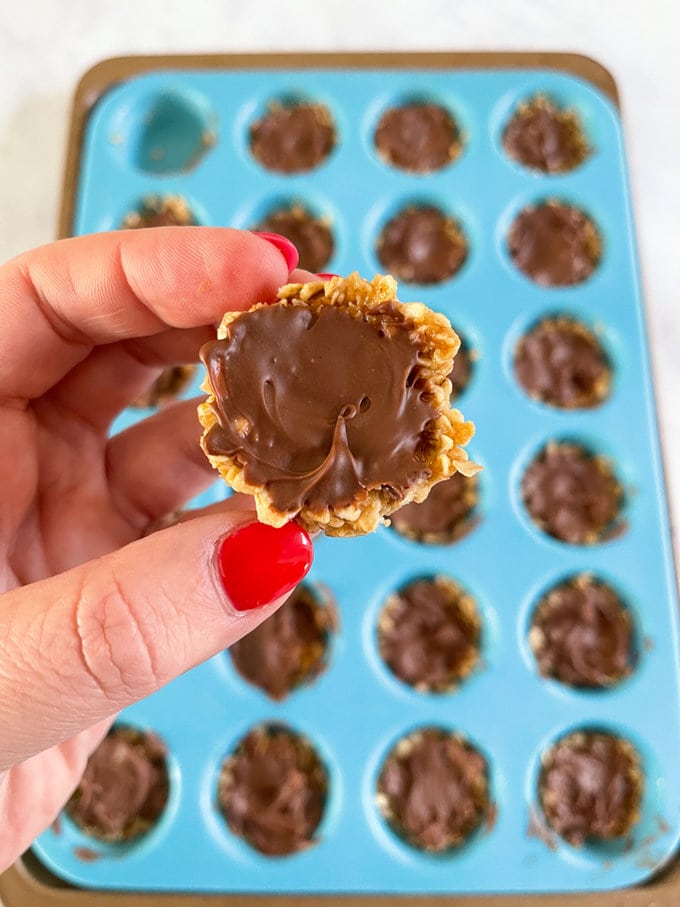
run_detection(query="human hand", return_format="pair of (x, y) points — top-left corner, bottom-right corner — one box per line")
(0, 228), (314, 868)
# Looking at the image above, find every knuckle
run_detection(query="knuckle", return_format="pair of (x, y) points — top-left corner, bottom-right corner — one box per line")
(74, 562), (162, 702)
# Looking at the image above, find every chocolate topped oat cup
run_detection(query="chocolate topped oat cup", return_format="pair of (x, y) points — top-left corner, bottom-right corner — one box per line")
(229, 583), (336, 700)
(503, 95), (590, 174)
(374, 102), (462, 173)
(131, 364), (196, 408)
(217, 724), (328, 856)
(515, 316), (610, 409)
(378, 576), (481, 692)
(66, 727), (169, 843)
(199, 273), (478, 537)
(253, 203), (334, 273)
(249, 101), (335, 173)
(522, 442), (623, 544)
(539, 731), (642, 845)
(508, 200), (601, 287)
(377, 727), (490, 852)
(120, 195), (195, 229)
(390, 472), (479, 545)
(529, 574), (634, 688)
(377, 206), (468, 285)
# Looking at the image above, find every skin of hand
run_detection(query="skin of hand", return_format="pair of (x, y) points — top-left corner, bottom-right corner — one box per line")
(0, 228), (315, 870)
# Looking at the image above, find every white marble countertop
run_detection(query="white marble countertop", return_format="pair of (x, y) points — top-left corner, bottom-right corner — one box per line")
(1, 0), (678, 558)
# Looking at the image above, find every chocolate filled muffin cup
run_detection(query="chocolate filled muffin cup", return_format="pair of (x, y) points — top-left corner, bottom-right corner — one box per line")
(449, 332), (475, 401)
(217, 724), (328, 857)
(376, 727), (491, 852)
(528, 574), (635, 688)
(378, 576), (481, 692)
(508, 200), (601, 287)
(199, 273), (478, 537)
(65, 726), (170, 843)
(229, 582), (337, 700)
(131, 364), (196, 409)
(253, 203), (334, 273)
(249, 101), (336, 173)
(502, 95), (590, 174)
(539, 730), (643, 846)
(515, 316), (611, 409)
(521, 441), (623, 545)
(377, 205), (468, 285)
(390, 472), (480, 545)
(374, 101), (462, 173)
(120, 195), (196, 229)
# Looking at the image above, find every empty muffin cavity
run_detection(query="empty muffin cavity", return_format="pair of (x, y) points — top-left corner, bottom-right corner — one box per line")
(249, 100), (336, 173)
(132, 90), (216, 175)
(515, 316), (611, 409)
(390, 473), (480, 545)
(503, 95), (590, 174)
(378, 576), (481, 692)
(253, 203), (334, 273)
(539, 730), (643, 845)
(376, 727), (491, 852)
(377, 205), (468, 284)
(120, 195), (196, 229)
(522, 441), (624, 544)
(131, 365), (196, 409)
(508, 200), (601, 287)
(217, 724), (329, 856)
(229, 582), (337, 700)
(374, 101), (462, 173)
(529, 574), (635, 688)
(65, 726), (169, 843)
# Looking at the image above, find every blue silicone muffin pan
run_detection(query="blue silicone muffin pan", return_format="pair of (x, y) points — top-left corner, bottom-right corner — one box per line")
(34, 58), (680, 895)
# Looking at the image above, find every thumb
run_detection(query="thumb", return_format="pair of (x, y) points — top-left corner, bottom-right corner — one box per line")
(0, 510), (313, 770)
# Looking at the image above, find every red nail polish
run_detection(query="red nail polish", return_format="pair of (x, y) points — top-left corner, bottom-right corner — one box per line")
(316, 273), (339, 279)
(217, 522), (313, 612)
(253, 232), (299, 272)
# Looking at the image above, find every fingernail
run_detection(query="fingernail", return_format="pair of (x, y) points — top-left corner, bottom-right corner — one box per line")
(316, 272), (339, 279)
(217, 521), (313, 612)
(253, 232), (299, 272)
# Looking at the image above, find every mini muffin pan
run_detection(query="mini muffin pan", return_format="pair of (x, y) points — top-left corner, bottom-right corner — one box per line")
(31, 53), (680, 897)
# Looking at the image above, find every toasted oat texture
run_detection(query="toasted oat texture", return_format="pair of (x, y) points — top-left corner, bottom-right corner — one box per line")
(198, 274), (478, 537)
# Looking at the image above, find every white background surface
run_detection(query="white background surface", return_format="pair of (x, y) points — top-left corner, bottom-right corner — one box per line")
(1, 0), (678, 554)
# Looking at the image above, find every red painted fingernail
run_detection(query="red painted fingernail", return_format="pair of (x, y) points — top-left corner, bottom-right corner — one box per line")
(217, 521), (313, 612)
(253, 232), (299, 271)
(316, 273), (339, 279)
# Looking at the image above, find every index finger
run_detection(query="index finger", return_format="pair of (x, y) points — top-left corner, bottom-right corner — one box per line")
(0, 227), (293, 403)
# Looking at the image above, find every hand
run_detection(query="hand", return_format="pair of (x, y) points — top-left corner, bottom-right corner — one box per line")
(0, 228), (313, 869)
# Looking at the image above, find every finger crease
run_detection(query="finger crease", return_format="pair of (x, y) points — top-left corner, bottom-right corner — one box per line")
(19, 264), (94, 350)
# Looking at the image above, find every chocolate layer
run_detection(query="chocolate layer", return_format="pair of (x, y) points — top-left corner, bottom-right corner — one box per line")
(530, 575), (634, 687)
(378, 577), (480, 691)
(66, 728), (169, 842)
(255, 205), (333, 273)
(374, 102), (461, 173)
(515, 317), (610, 409)
(377, 728), (489, 851)
(132, 365), (196, 408)
(390, 473), (479, 544)
(508, 201), (600, 287)
(121, 196), (194, 228)
(522, 442), (622, 544)
(540, 732), (642, 844)
(377, 206), (467, 284)
(229, 583), (336, 700)
(503, 96), (589, 173)
(218, 725), (328, 856)
(250, 103), (335, 173)
(202, 301), (437, 514)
